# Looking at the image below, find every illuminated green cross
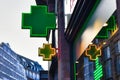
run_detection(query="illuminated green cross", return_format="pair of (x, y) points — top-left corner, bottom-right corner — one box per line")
(38, 44), (56, 61)
(96, 16), (117, 39)
(22, 5), (56, 37)
(85, 44), (101, 61)
(94, 57), (103, 80)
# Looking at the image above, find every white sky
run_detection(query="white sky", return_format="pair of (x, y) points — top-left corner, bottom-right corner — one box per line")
(0, 0), (48, 70)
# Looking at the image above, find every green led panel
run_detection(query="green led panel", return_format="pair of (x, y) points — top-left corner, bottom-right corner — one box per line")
(94, 57), (103, 80)
(85, 44), (101, 61)
(96, 16), (116, 39)
(38, 44), (56, 61)
(22, 5), (56, 37)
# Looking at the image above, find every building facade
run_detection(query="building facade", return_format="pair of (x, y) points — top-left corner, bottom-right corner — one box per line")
(0, 42), (48, 80)
(48, 0), (120, 80)
(0, 42), (27, 80)
(76, 54), (94, 80)
(40, 71), (48, 80)
(18, 55), (45, 80)
(101, 25), (120, 80)
(76, 11), (120, 80)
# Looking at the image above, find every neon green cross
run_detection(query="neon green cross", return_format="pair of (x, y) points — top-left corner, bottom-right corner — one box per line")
(94, 57), (103, 80)
(85, 44), (101, 61)
(22, 5), (56, 37)
(38, 44), (56, 61)
(96, 16), (117, 39)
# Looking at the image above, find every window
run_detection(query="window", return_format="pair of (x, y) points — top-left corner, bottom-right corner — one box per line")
(84, 57), (89, 75)
(41, 74), (48, 78)
(84, 57), (90, 80)
(29, 71), (32, 78)
(89, 62), (94, 80)
(105, 60), (112, 79)
(115, 55), (120, 75)
(118, 40), (120, 52)
(103, 47), (111, 60)
(84, 57), (94, 80)
(26, 70), (28, 76)
(36, 74), (39, 79)
(115, 40), (120, 54)
(32, 73), (35, 79)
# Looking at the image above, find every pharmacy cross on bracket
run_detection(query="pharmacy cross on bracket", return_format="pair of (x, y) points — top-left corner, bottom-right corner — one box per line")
(22, 5), (56, 37)
(85, 44), (101, 61)
(38, 44), (56, 61)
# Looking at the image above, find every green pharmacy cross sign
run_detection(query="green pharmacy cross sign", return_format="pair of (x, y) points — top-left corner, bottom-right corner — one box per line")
(38, 44), (56, 61)
(85, 44), (101, 60)
(22, 5), (56, 37)
(94, 57), (103, 80)
(96, 16), (116, 39)
(85, 44), (103, 80)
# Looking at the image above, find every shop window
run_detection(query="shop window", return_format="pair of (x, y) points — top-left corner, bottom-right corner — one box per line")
(105, 60), (112, 79)
(115, 40), (120, 54)
(84, 76), (89, 80)
(89, 62), (94, 80)
(84, 57), (89, 75)
(84, 57), (90, 80)
(115, 55), (120, 75)
(84, 57), (94, 80)
(103, 47), (111, 61)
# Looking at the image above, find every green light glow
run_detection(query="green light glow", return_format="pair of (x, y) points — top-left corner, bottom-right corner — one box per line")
(22, 5), (56, 37)
(94, 57), (103, 80)
(74, 63), (76, 80)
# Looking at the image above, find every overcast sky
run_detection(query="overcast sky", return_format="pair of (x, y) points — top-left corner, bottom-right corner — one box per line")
(0, 0), (48, 70)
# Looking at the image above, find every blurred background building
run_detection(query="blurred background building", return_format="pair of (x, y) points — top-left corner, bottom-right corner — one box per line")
(0, 42), (48, 80)
(0, 42), (27, 80)
(18, 55), (44, 80)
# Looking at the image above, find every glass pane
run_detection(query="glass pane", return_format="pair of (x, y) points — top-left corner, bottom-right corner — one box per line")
(116, 55), (120, 75)
(103, 47), (111, 60)
(105, 60), (112, 79)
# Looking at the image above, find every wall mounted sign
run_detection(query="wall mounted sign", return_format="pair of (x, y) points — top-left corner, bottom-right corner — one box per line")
(96, 16), (116, 39)
(22, 5), (56, 37)
(38, 44), (56, 61)
(85, 44), (101, 61)
(94, 57), (103, 80)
